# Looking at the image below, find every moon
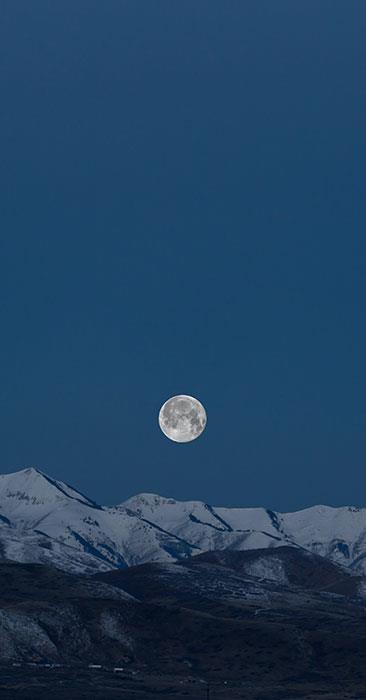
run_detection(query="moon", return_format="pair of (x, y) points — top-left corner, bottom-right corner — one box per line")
(158, 395), (207, 443)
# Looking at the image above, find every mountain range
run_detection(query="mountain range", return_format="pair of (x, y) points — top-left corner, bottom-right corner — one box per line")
(1, 467), (366, 577)
(2, 468), (366, 697)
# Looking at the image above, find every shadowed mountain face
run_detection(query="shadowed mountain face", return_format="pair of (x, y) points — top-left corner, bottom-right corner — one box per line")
(3, 468), (366, 578)
(1, 549), (366, 698)
(95, 547), (366, 686)
(0, 561), (137, 666)
(187, 547), (365, 597)
(97, 545), (366, 608)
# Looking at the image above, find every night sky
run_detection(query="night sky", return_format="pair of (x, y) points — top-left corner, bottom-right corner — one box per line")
(1, 1), (366, 511)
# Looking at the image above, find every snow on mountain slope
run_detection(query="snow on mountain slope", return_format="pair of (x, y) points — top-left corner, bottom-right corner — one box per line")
(0, 469), (197, 572)
(122, 494), (285, 543)
(121, 493), (287, 553)
(279, 505), (366, 572)
(0, 523), (114, 574)
(120, 492), (366, 575)
(2, 468), (366, 576)
(0, 467), (98, 519)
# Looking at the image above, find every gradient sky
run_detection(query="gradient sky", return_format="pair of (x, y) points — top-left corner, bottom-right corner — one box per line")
(1, 1), (366, 511)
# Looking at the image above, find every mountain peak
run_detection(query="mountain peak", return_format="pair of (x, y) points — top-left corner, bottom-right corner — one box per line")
(122, 492), (177, 510)
(0, 467), (101, 521)
(10, 466), (43, 478)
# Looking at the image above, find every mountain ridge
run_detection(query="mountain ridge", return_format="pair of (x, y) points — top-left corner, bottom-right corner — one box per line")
(1, 467), (366, 577)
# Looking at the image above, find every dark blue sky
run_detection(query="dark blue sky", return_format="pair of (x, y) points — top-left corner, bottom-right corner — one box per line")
(1, 1), (366, 510)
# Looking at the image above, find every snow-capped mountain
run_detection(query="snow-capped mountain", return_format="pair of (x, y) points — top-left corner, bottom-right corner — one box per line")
(0, 468), (196, 572)
(124, 493), (366, 572)
(1, 467), (366, 576)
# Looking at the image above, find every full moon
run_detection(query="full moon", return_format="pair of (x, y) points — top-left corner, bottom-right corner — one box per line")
(158, 395), (207, 443)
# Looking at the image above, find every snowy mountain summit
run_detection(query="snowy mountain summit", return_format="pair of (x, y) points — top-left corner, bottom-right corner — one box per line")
(1, 467), (366, 576)
(0, 466), (99, 515)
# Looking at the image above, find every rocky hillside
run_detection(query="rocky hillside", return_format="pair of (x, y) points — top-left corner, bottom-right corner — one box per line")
(1, 547), (366, 698)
